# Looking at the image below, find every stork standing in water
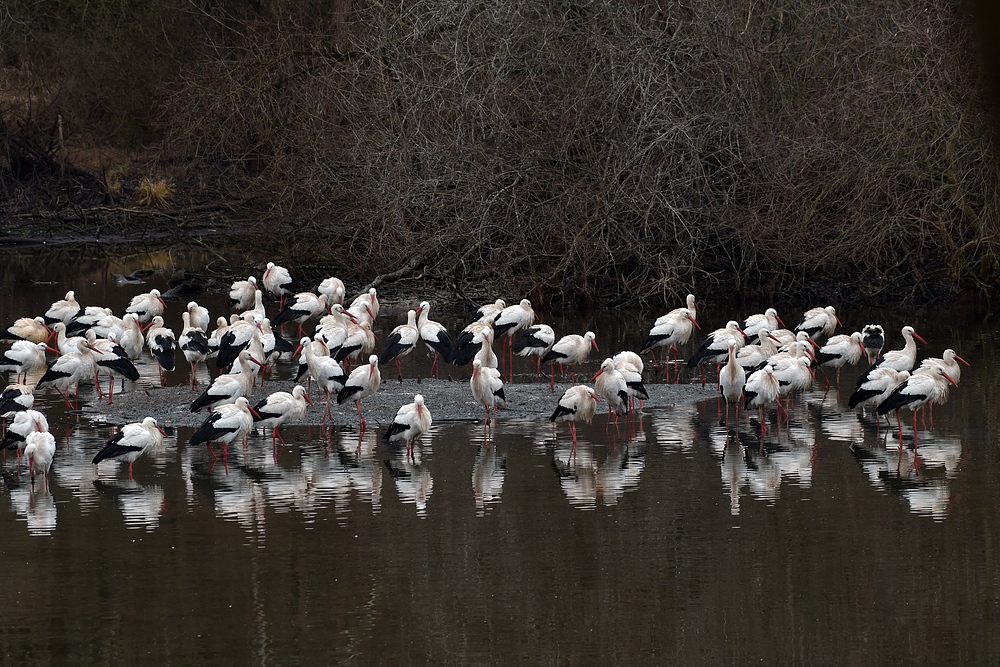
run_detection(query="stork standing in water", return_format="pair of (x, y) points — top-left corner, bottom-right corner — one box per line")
(719, 341), (746, 433)
(0, 341), (54, 384)
(743, 364), (780, 439)
(861, 324), (885, 365)
(318, 276), (346, 306)
(742, 308), (784, 340)
(541, 331), (599, 389)
(1, 409), (48, 472)
(470, 359), (506, 427)
(125, 288), (166, 328)
(188, 396), (258, 468)
(36, 338), (100, 408)
(186, 301), (211, 333)
(912, 349), (970, 426)
(44, 290), (83, 325)
(92, 417), (165, 478)
(24, 429), (56, 487)
(492, 299), (535, 378)
(383, 394), (433, 460)
(417, 301), (453, 378)
(593, 358), (629, 429)
(348, 288), (379, 326)
(272, 292), (330, 339)
(470, 299), (506, 324)
(813, 331), (866, 386)
(549, 384), (598, 456)
(119, 313), (144, 361)
(0, 316), (51, 344)
(338, 355), (381, 430)
(253, 385), (313, 461)
(855, 325), (926, 387)
(229, 276), (257, 311)
(380, 309), (421, 383)
(795, 305), (841, 340)
(0, 384), (34, 417)
(263, 262), (296, 309)
(688, 321), (745, 384)
(640, 294), (699, 371)
(511, 324), (555, 378)
(877, 368), (958, 448)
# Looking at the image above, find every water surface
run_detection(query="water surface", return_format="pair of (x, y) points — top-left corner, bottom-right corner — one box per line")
(1, 247), (998, 665)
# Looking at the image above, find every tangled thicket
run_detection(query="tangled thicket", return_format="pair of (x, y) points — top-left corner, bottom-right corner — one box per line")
(3, 0), (999, 308)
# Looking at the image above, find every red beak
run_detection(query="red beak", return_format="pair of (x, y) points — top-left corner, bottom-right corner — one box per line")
(592, 369), (603, 381)
(942, 371), (959, 387)
(955, 355), (970, 366)
(776, 315), (786, 327)
(913, 331), (928, 345)
(689, 316), (701, 330)
(293, 344), (304, 357)
(591, 340), (600, 352)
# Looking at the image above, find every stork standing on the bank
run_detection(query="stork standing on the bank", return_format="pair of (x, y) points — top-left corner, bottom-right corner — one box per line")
(91, 333), (140, 403)
(179, 311), (211, 389)
(145, 315), (176, 383)
(186, 301), (211, 333)
(294, 337), (346, 423)
(190, 350), (264, 413)
(92, 417), (165, 478)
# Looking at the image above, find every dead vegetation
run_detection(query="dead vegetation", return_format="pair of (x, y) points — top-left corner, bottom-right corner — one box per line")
(2, 0), (999, 308)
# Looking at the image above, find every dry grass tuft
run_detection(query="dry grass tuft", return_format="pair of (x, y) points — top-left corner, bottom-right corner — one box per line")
(136, 177), (174, 208)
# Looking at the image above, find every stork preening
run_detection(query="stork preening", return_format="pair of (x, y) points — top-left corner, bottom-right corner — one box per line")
(795, 306), (841, 340)
(145, 315), (176, 383)
(383, 394), (433, 460)
(43, 290), (82, 325)
(229, 275), (257, 311)
(593, 358), (630, 428)
(511, 324), (556, 378)
(813, 331), (866, 386)
(549, 384), (598, 455)
(125, 288), (166, 328)
(92, 417), (165, 478)
(470, 359), (506, 426)
(263, 262), (296, 308)
(861, 324), (885, 365)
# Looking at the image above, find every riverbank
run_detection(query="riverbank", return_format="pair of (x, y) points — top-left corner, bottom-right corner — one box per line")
(82, 377), (718, 428)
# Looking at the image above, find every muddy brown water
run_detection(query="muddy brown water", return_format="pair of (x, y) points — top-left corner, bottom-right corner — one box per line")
(1, 247), (999, 665)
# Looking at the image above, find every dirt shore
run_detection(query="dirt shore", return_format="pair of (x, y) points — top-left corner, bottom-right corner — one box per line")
(82, 377), (717, 428)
